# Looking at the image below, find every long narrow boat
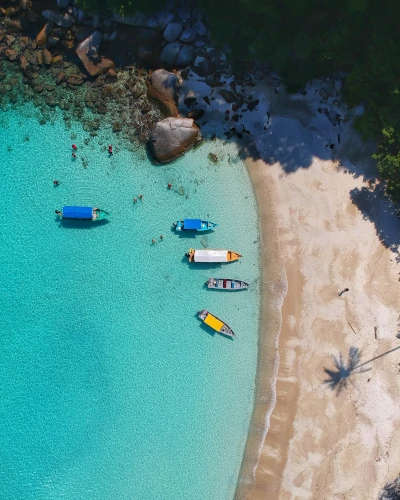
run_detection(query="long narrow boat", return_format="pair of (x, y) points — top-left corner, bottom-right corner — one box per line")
(206, 278), (250, 290)
(55, 206), (108, 221)
(186, 248), (242, 263)
(197, 309), (235, 337)
(173, 219), (218, 231)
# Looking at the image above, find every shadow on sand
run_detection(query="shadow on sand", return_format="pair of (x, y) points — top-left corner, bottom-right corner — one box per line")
(324, 345), (400, 395)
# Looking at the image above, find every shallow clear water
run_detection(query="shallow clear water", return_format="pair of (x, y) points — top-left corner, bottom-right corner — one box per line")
(0, 104), (260, 500)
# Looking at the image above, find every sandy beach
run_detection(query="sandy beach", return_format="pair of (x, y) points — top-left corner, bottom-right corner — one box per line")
(236, 86), (400, 499)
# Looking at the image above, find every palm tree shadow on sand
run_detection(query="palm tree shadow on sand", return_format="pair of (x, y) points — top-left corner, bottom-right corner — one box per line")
(324, 345), (400, 395)
(324, 347), (371, 395)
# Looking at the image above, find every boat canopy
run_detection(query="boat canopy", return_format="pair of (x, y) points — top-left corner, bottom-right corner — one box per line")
(193, 249), (228, 262)
(184, 219), (202, 230)
(62, 206), (92, 219)
(204, 313), (224, 332)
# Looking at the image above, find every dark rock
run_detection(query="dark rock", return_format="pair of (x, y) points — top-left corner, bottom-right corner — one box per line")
(229, 80), (237, 93)
(160, 42), (181, 67)
(57, 71), (66, 84)
(76, 32), (114, 76)
(43, 48), (52, 65)
(163, 21), (183, 42)
(133, 27), (164, 48)
(193, 59), (216, 77)
(184, 97), (198, 110)
(232, 114), (239, 122)
(218, 89), (236, 103)
(145, 10), (174, 31)
(36, 22), (54, 47)
(194, 21), (207, 37)
(179, 27), (197, 43)
(205, 77), (222, 87)
(75, 26), (94, 42)
(147, 69), (179, 117)
(112, 122), (122, 132)
(67, 75), (84, 85)
(208, 152), (218, 162)
(177, 7), (191, 21)
(48, 36), (60, 47)
(176, 45), (194, 67)
(26, 8), (38, 23)
(6, 49), (17, 61)
(181, 68), (189, 80)
(193, 38), (207, 49)
(188, 108), (204, 120)
(104, 68), (117, 82)
(137, 45), (153, 62)
(148, 117), (200, 163)
(6, 35), (16, 46)
(247, 99), (259, 111)
(42, 10), (74, 28)
(203, 96), (210, 105)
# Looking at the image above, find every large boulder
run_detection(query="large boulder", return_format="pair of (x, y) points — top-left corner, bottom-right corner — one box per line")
(163, 21), (183, 42)
(176, 45), (195, 67)
(148, 117), (199, 163)
(147, 69), (179, 117)
(76, 31), (114, 76)
(179, 27), (197, 43)
(160, 41), (181, 66)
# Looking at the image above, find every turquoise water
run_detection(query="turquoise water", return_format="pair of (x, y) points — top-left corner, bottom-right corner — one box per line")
(0, 104), (260, 500)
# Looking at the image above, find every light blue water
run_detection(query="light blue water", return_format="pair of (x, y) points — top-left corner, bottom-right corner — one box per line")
(0, 104), (260, 500)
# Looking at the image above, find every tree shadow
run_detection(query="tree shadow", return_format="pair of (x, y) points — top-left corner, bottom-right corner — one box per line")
(349, 182), (400, 261)
(324, 345), (400, 395)
(323, 347), (371, 395)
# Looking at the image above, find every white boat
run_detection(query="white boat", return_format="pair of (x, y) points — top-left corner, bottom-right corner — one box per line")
(186, 248), (242, 263)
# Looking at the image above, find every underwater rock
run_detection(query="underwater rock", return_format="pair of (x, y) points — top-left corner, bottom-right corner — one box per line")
(208, 152), (218, 162)
(188, 108), (204, 121)
(36, 22), (54, 47)
(218, 89), (236, 103)
(175, 45), (195, 67)
(147, 69), (179, 117)
(43, 48), (52, 65)
(148, 117), (199, 163)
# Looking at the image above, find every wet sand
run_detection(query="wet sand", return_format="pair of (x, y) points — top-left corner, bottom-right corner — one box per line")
(236, 89), (400, 499)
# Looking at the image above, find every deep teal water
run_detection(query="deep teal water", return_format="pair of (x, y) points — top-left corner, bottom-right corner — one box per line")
(0, 104), (260, 500)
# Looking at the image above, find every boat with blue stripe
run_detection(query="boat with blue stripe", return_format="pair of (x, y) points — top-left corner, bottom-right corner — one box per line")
(173, 219), (218, 231)
(55, 206), (108, 221)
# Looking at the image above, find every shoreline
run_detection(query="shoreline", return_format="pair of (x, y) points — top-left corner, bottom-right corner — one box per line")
(236, 103), (400, 498)
(234, 157), (288, 500)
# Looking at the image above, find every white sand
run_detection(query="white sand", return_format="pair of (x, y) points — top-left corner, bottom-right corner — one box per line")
(242, 84), (400, 500)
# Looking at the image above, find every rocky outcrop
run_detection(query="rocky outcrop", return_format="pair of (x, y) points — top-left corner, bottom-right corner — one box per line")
(42, 10), (74, 28)
(148, 117), (199, 163)
(76, 31), (114, 76)
(147, 69), (179, 117)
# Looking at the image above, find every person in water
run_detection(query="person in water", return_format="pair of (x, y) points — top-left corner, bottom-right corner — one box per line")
(138, 194), (143, 200)
(55, 210), (62, 216)
(133, 198), (137, 203)
(72, 144), (77, 150)
(108, 145), (113, 154)
(167, 183), (172, 189)
(53, 180), (59, 186)
(72, 152), (76, 158)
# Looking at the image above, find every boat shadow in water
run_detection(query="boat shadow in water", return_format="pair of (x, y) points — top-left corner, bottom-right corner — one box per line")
(56, 218), (110, 229)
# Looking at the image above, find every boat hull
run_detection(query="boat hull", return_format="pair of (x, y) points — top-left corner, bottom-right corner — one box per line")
(174, 219), (218, 231)
(197, 309), (235, 337)
(206, 278), (250, 290)
(57, 207), (108, 221)
(187, 248), (242, 263)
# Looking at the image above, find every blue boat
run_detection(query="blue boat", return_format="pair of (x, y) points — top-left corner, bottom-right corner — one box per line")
(55, 206), (108, 221)
(173, 219), (218, 232)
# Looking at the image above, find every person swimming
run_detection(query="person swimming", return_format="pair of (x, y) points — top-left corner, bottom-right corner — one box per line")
(53, 180), (59, 186)
(108, 144), (113, 154)
(72, 144), (77, 150)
